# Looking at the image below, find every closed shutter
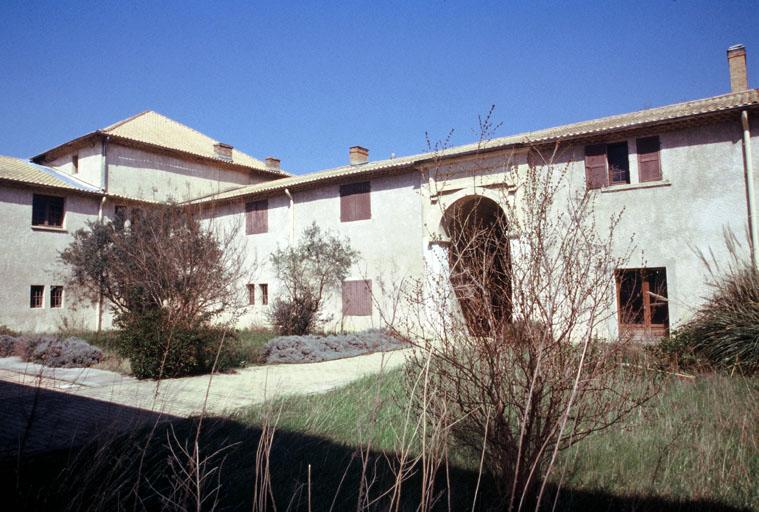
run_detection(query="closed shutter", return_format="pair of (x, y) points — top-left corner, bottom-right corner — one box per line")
(584, 144), (608, 190)
(245, 200), (268, 234)
(342, 279), (372, 316)
(340, 182), (371, 222)
(637, 136), (662, 182)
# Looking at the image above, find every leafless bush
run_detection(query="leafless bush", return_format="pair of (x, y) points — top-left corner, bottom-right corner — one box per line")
(390, 134), (658, 510)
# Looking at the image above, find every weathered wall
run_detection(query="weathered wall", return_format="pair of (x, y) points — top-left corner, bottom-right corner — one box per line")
(48, 141), (105, 189)
(0, 185), (105, 332)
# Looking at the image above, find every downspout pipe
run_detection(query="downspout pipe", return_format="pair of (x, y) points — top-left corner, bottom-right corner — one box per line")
(741, 110), (758, 270)
(96, 196), (107, 332)
(284, 188), (294, 244)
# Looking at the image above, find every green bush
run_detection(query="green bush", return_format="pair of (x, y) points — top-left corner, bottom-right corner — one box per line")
(676, 264), (759, 374)
(118, 311), (243, 379)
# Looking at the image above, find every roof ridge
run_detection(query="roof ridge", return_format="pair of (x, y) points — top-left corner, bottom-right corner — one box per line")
(100, 110), (153, 132)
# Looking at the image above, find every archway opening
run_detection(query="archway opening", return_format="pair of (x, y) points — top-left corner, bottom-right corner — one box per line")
(443, 196), (512, 335)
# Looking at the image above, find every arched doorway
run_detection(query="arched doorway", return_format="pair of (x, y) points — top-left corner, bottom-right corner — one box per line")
(443, 195), (512, 335)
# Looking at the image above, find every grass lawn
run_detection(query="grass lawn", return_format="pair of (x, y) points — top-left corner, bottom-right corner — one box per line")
(237, 368), (758, 510)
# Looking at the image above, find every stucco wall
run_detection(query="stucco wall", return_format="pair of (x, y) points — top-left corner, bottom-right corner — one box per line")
(48, 141), (104, 189)
(106, 144), (266, 202)
(0, 185), (104, 332)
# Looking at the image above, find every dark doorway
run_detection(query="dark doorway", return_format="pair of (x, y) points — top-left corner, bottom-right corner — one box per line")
(444, 196), (512, 335)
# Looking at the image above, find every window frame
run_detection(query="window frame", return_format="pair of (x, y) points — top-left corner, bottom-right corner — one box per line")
(72, 154), (79, 174)
(245, 199), (268, 235)
(50, 286), (64, 308)
(615, 267), (669, 337)
(606, 141), (630, 186)
(259, 283), (269, 306)
(32, 194), (65, 228)
(247, 284), (256, 306)
(30, 285), (45, 309)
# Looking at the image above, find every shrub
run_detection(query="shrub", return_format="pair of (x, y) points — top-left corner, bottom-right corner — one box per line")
(264, 330), (406, 364)
(0, 324), (18, 337)
(22, 336), (104, 368)
(119, 311), (243, 379)
(0, 335), (18, 357)
(677, 264), (759, 374)
(269, 294), (319, 336)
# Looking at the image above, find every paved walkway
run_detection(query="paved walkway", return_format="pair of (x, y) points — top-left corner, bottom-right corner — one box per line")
(0, 350), (408, 417)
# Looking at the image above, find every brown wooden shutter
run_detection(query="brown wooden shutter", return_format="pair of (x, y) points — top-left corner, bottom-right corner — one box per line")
(340, 182), (371, 222)
(245, 199), (268, 234)
(342, 279), (372, 316)
(636, 136), (662, 182)
(584, 144), (608, 190)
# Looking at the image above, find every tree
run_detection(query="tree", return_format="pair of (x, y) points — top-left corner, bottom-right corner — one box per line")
(269, 222), (359, 334)
(393, 137), (658, 510)
(60, 203), (246, 378)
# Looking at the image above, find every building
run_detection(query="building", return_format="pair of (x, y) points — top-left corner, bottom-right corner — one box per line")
(1, 46), (757, 338)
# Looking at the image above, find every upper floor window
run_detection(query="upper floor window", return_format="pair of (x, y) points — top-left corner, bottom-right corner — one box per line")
(585, 136), (662, 190)
(340, 181), (371, 222)
(32, 194), (65, 228)
(72, 154), (79, 174)
(245, 199), (268, 234)
(50, 286), (64, 308)
(584, 142), (629, 189)
(30, 285), (44, 308)
(636, 136), (662, 182)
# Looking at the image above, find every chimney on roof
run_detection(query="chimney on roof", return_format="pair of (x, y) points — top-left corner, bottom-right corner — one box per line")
(349, 146), (369, 165)
(727, 44), (749, 92)
(214, 142), (234, 162)
(265, 156), (281, 171)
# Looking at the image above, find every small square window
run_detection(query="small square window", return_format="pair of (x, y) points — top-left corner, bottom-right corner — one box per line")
(50, 286), (64, 308)
(30, 285), (44, 308)
(247, 284), (255, 305)
(260, 284), (269, 305)
(340, 182), (371, 222)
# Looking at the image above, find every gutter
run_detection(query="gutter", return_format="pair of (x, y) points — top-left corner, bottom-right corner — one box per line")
(742, 110), (758, 270)
(284, 188), (294, 244)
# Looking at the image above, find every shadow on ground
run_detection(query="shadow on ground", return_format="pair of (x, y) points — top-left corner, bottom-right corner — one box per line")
(0, 380), (751, 512)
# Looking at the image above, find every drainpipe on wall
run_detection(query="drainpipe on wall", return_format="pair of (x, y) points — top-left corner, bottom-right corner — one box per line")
(101, 135), (110, 192)
(96, 195), (107, 333)
(742, 110), (758, 270)
(284, 188), (294, 244)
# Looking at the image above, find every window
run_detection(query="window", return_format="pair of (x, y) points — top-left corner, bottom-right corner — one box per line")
(245, 200), (268, 234)
(637, 136), (662, 182)
(32, 194), (65, 227)
(247, 284), (255, 305)
(616, 268), (669, 337)
(340, 182), (371, 222)
(260, 284), (269, 305)
(72, 154), (79, 174)
(30, 286), (44, 308)
(342, 279), (372, 316)
(50, 286), (63, 308)
(114, 205), (127, 221)
(584, 142), (630, 189)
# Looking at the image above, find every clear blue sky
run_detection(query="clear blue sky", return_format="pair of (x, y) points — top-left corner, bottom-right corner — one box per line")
(1, 1), (757, 174)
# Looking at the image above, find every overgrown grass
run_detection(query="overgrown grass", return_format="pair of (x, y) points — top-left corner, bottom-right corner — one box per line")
(238, 369), (758, 510)
(236, 328), (278, 365)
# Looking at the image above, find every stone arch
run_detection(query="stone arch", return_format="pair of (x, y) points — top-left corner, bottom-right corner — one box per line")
(427, 186), (508, 241)
(441, 193), (512, 335)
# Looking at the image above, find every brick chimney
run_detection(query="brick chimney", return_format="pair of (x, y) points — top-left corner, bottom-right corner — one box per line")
(265, 156), (281, 171)
(727, 44), (749, 92)
(349, 146), (369, 165)
(214, 142), (234, 162)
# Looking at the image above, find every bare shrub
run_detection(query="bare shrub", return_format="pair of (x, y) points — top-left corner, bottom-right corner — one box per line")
(269, 222), (358, 335)
(0, 334), (17, 357)
(392, 135), (658, 509)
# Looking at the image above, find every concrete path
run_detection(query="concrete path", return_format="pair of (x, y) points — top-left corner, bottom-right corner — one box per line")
(0, 349), (409, 417)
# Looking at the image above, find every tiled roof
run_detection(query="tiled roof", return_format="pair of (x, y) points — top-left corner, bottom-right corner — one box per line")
(0, 155), (102, 193)
(33, 111), (290, 177)
(195, 88), (759, 204)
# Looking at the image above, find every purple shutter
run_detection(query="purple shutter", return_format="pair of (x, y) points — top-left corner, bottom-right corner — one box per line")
(340, 182), (371, 222)
(636, 136), (662, 182)
(584, 144), (608, 190)
(245, 200), (268, 234)
(342, 280), (372, 316)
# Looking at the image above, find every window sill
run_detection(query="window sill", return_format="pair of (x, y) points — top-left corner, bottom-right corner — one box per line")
(600, 180), (671, 194)
(31, 225), (68, 233)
